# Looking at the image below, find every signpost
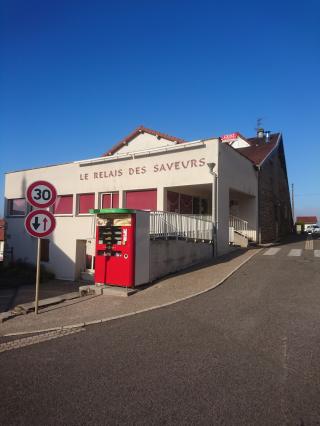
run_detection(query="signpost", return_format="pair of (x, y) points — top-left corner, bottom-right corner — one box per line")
(25, 181), (57, 314)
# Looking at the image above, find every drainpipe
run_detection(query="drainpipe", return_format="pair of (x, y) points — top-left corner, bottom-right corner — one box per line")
(256, 165), (261, 244)
(207, 163), (218, 257)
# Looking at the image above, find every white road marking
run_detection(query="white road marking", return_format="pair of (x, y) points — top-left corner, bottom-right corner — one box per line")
(305, 239), (314, 250)
(288, 249), (302, 257)
(314, 250), (320, 257)
(0, 328), (84, 353)
(263, 247), (281, 256)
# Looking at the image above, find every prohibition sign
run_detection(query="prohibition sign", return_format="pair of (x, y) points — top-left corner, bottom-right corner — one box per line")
(25, 210), (56, 238)
(26, 180), (57, 208)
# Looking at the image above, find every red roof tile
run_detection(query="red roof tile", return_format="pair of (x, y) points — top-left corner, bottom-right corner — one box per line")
(296, 216), (318, 224)
(236, 133), (280, 166)
(102, 125), (186, 157)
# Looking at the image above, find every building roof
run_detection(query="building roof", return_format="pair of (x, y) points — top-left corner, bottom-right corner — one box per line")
(236, 133), (280, 166)
(102, 125), (186, 156)
(101, 125), (282, 168)
(296, 216), (318, 224)
(247, 133), (279, 147)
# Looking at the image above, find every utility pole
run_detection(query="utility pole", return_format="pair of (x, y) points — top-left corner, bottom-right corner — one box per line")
(291, 183), (295, 222)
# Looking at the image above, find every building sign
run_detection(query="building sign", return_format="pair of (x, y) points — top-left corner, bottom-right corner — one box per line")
(220, 133), (239, 141)
(80, 158), (206, 181)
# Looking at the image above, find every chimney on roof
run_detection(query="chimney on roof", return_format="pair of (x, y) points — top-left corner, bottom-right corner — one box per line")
(265, 130), (271, 143)
(257, 128), (264, 138)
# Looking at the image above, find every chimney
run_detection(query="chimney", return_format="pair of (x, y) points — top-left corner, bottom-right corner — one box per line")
(257, 128), (264, 138)
(265, 130), (271, 142)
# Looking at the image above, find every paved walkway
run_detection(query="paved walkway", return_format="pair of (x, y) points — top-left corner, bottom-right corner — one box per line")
(0, 248), (260, 336)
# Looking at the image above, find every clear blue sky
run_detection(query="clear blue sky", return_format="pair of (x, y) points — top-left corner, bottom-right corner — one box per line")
(1, 0), (320, 219)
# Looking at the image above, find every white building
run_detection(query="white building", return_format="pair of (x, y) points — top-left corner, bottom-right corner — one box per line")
(4, 126), (259, 281)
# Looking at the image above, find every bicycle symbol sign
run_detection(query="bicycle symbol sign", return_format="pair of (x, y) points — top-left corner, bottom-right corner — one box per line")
(26, 181), (57, 208)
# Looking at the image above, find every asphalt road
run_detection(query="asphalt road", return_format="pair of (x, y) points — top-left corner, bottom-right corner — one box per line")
(1, 236), (320, 425)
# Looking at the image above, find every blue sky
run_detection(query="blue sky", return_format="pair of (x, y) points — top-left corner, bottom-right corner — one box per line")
(1, 0), (320, 218)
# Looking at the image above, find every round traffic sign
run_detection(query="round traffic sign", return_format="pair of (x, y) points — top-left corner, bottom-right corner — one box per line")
(25, 210), (56, 238)
(26, 181), (57, 208)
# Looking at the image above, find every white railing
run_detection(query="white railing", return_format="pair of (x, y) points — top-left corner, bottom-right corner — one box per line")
(229, 215), (248, 235)
(229, 215), (257, 242)
(243, 229), (257, 242)
(229, 227), (235, 244)
(150, 211), (213, 242)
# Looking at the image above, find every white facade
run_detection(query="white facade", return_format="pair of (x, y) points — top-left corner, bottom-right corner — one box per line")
(4, 130), (258, 281)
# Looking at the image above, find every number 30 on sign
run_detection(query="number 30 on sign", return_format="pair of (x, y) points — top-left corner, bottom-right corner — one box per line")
(26, 181), (57, 208)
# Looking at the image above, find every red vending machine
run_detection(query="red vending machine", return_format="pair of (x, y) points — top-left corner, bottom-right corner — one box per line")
(90, 208), (150, 288)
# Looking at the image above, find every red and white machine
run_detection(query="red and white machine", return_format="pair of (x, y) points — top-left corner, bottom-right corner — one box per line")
(91, 208), (150, 288)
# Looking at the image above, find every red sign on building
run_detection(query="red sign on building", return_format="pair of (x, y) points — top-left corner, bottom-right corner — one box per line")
(220, 132), (239, 141)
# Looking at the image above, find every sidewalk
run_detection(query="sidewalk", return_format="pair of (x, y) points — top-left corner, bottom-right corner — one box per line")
(0, 248), (261, 336)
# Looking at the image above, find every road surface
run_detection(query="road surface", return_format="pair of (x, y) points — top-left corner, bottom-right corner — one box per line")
(1, 236), (320, 425)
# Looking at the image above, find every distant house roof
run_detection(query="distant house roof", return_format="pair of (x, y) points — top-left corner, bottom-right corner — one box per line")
(102, 125), (186, 156)
(236, 133), (281, 166)
(296, 216), (318, 224)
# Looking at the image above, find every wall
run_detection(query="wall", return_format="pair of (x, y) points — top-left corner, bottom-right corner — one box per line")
(217, 143), (258, 254)
(229, 191), (257, 241)
(5, 214), (95, 280)
(258, 139), (293, 243)
(114, 132), (177, 154)
(4, 138), (218, 280)
(149, 239), (213, 282)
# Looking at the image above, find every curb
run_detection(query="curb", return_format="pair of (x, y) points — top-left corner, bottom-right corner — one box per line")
(0, 292), (81, 324)
(3, 249), (261, 337)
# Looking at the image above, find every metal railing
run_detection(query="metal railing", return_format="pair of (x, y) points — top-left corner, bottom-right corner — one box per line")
(150, 211), (213, 242)
(229, 215), (257, 242)
(229, 215), (248, 235)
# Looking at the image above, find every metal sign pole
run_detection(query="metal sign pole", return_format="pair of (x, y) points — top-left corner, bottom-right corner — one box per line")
(35, 237), (41, 315)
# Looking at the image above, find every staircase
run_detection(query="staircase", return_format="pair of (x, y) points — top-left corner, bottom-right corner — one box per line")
(229, 215), (249, 247)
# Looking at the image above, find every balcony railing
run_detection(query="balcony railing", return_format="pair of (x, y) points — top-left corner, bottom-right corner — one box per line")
(150, 211), (213, 242)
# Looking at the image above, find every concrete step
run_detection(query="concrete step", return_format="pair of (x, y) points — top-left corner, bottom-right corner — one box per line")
(80, 270), (94, 283)
(233, 231), (249, 248)
(102, 286), (137, 297)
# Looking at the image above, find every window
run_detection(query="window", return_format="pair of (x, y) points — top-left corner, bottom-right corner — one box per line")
(53, 195), (73, 215)
(40, 239), (50, 262)
(193, 197), (200, 214)
(180, 194), (193, 214)
(78, 193), (95, 214)
(167, 191), (179, 213)
(125, 190), (157, 211)
(167, 192), (209, 214)
(101, 192), (119, 209)
(8, 198), (26, 216)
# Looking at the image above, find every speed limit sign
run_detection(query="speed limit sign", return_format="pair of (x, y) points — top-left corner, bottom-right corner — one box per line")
(26, 180), (57, 208)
